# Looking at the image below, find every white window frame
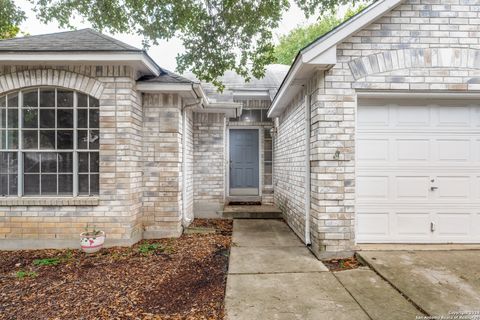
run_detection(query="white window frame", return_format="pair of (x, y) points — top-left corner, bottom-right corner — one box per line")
(0, 87), (99, 198)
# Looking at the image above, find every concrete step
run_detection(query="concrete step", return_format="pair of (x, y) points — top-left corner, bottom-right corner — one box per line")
(221, 205), (283, 219)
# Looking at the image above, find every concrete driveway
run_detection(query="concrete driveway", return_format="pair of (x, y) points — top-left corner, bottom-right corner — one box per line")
(359, 250), (480, 317)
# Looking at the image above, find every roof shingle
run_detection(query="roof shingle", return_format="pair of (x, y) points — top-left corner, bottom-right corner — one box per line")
(0, 28), (142, 52)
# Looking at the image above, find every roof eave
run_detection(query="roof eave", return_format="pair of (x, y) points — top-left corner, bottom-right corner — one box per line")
(268, 0), (404, 118)
(0, 51), (160, 76)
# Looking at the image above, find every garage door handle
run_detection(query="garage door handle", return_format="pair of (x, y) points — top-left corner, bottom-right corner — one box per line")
(430, 186), (438, 191)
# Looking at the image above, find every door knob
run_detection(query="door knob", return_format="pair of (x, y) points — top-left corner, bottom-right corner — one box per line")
(430, 186), (438, 191)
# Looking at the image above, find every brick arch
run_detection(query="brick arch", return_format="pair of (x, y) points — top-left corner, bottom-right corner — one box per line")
(348, 48), (480, 80)
(0, 69), (104, 98)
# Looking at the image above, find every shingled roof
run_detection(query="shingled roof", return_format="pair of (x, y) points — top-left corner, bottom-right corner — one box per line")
(0, 28), (142, 52)
(138, 68), (193, 84)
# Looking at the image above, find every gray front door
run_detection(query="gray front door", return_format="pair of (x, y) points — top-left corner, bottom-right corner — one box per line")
(229, 129), (259, 196)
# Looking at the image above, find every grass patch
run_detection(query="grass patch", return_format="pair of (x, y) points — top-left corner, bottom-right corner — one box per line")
(33, 258), (61, 266)
(138, 242), (175, 255)
(16, 270), (38, 279)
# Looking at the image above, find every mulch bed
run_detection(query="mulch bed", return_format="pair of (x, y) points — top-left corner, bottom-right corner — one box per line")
(322, 255), (362, 272)
(0, 219), (232, 320)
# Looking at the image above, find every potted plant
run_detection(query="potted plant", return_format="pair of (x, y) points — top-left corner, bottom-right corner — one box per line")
(80, 225), (105, 254)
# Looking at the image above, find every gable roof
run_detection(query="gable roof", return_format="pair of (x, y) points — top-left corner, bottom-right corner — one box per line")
(268, 0), (404, 118)
(0, 28), (141, 52)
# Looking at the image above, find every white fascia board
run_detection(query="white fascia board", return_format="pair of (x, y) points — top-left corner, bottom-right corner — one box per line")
(233, 90), (271, 99)
(268, 0), (404, 118)
(0, 52), (160, 76)
(136, 82), (193, 92)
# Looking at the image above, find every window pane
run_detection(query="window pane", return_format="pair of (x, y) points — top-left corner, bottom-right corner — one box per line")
(40, 89), (55, 108)
(58, 174), (73, 195)
(89, 130), (99, 149)
(41, 153), (57, 173)
(0, 130), (4, 149)
(7, 93), (18, 109)
(24, 153), (40, 173)
(89, 96), (99, 108)
(90, 152), (99, 172)
(89, 109), (99, 128)
(78, 174), (89, 194)
(9, 174), (17, 195)
(7, 130), (18, 149)
(240, 109), (251, 122)
(22, 109), (38, 128)
(57, 90), (73, 108)
(23, 90), (38, 109)
(77, 109), (88, 128)
(264, 163), (272, 175)
(57, 109), (73, 128)
(264, 151), (272, 162)
(264, 140), (272, 151)
(78, 93), (88, 108)
(90, 174), (99, 195)
(58, 153), (73, 173)
(0, 96), (5, 108)
(24, 174), (39, 195)
(264, 175), (272, 185)
(57, 130), (73, 149)
(77, 130), (88, 149)
(7, 109), (18, 128)
(0, 174), (7, 195)
(40, 130), (56, 149)
(40, 109), (55, 128)
(23, 130), (38, 149)
(1, 109), (5, 128)
(0, 153), (7, 173)
(41, 174), (57, 195)
(78, 152), (88, 173)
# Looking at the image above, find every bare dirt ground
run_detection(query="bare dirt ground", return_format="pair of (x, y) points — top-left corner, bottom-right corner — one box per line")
(0, 219), (232, 320)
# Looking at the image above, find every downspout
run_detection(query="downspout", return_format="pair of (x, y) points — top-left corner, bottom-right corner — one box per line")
(181, 84), (203, 227)
(305, 93), (312, 245)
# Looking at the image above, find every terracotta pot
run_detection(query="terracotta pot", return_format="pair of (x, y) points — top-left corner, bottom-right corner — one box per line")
(80, 231), (106, 253)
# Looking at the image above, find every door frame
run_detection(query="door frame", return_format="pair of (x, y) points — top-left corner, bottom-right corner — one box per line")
(226, 127), (262, 197)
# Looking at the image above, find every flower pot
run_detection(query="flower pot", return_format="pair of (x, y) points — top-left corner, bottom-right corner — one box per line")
(80, 231), (105, 253)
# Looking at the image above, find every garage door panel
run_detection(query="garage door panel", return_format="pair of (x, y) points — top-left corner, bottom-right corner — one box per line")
(396, 139), (430, 161)
(395, 106), (430, 126)
(435, 213), (471, 238)
(357, 139), (389, 161)
(357, 212), (389, 239)
(396, 212), (431, 237)
(358, 106), (390, 127)
(356, 176), (389, 200)
(396, 176), (430, 200)
(435, 176), (470, 199)
(437, 139), (470, 162)
(357, 101), (480, 243)
(437, 106), (470, 127)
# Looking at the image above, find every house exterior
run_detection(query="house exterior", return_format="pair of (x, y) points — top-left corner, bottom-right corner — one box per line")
(0, 29), (287, 249)
(270, 0), (480, 258)
(1, 0), (480, 258)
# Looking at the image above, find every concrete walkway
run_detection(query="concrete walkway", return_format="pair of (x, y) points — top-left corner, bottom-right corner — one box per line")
(225, 219), (423, 320)
(225, 220), (366, 320)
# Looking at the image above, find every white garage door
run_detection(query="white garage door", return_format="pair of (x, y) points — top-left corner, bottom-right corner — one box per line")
(357, 98), (480, 243)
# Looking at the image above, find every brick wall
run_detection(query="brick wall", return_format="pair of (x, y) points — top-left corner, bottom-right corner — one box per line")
(0, 66), (145, 249)
(142, 93), (183, 238)
(193, 113), (226, 215)
(276, 0), (480, 258)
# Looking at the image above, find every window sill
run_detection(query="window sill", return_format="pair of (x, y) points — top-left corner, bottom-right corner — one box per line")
(0, 197), (100, 206)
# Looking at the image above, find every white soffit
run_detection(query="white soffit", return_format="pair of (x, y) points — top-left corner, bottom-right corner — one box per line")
(268, 0), (404, 118)
(0, 52), (160, 76)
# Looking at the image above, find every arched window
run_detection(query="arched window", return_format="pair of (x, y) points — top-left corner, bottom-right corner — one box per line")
(0, 87), (99, 197)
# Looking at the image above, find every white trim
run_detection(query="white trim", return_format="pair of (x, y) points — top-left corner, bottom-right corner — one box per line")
(356, 91), (480, 100)
(268, 0), (404, 118)
(136, 82), (194, 92)
(0, 52), (159, 76)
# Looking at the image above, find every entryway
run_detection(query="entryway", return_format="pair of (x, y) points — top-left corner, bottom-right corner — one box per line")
(229, 129), (259, 196)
